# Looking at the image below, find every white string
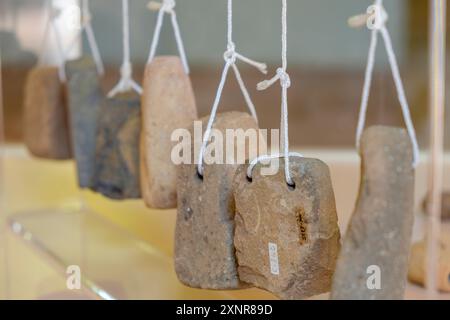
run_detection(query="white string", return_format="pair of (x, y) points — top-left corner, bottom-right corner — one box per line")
(355, 0), (419, 167)
(253, 0), (295, 186)
(65, 0), (105, 75)
(147, 0), (189, 74)
(246, 152), (303, 182)
(38, 0), (67, 82)
(107, 0), (142, 98)
(196, 0), (267, 177)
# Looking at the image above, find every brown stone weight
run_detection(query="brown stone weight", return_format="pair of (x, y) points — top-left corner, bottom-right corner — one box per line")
(23, 66), (71, 159)
(91, 91), (141, 200)
(174, 111), (264, 290)
(141, 56), (197, 209)
(65, 56), (103, 188)
(234, 157), (341, 300)
(408, 234), (450, 292)
(331, 125), (415, 300)
(422, 193), (450, 220)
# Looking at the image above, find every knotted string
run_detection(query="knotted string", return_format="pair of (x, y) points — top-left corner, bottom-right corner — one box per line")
(248, 0), (301, 186)
(355, 0), (419, 167)
(38, 0), (67, 82)
(196, 0), (267, 177)
(147, 0), (189, 74)
(65, 0), (105, 75)
(107, 0), (142, 98)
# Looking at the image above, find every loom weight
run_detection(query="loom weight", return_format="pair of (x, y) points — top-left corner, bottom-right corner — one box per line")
(331, 126), (415, 300)
(65, 56), (103, 188)
(140, 56), (197, 209)
(90, 91), (141, 200)
(175, 111), (265, 290)
(23, 66), (72, 159)
(408, 233), (450, 293)
(233, 156), (341, 299)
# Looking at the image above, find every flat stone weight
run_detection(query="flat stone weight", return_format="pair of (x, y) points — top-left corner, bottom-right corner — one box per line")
(233, 157), (341, 300)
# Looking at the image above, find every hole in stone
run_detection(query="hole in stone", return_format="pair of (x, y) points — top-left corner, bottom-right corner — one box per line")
(196, 171), (204, 181)
(246, 175), (253, 183)
(287, 182), (296, 191)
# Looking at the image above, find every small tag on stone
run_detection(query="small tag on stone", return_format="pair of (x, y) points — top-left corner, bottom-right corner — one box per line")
(331, 125), (415, 300)
(91, 91), (141, 200)
(23, 66), (72, 159)
(65, 56), (103, 188)
(175, 111), (264, 290)
(233, 157), (341, 300)
(140, 56), (197, 209)
(408, 234), (450, 293)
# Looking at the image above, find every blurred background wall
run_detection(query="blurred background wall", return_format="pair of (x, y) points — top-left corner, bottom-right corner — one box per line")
(0, 0), (439, 149)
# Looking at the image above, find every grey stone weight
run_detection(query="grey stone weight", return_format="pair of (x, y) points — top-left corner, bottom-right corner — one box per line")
(331, 125), (415, 300)
(174, 111), (263, 290)
(65, 56), (102, 188)
(234, 157), (341, 300)
(91, 91), (141, 200)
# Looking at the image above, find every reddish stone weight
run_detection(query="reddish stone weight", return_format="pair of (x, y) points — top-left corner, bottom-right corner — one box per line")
(23, 66), (72, 159)
(233, 157), (341, 300)
(140, 56), (197, 209)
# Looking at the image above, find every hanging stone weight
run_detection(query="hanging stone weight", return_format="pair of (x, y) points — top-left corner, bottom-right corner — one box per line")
(65, 56), (102, 188)
(408, 234), (450, 293)
(91, 91), (141, 200)
(23, 66), (72, 159)
(175, 111), (264, 290)
(331, 125), (415, 300)
(233, 157), (341, 300)
(141, 56), (197, 209)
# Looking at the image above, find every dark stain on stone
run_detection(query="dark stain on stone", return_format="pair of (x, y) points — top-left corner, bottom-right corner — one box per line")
(296, 208), (308, 245)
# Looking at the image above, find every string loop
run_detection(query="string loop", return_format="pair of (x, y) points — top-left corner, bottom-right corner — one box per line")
(252, 0), (298, 186)
(65, 0), (105, 76)
(107, 0), (142, 98)
(147, 0), (189, 74)
(355, 0), (419, 168)
(196, 0), (267, 177)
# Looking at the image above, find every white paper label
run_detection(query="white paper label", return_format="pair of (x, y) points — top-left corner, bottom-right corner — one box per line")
(268, 242), (279, 275)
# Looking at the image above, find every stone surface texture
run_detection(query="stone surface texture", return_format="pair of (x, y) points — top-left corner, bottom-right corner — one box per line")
(331, 125), (415, 300)
(234, 157), (341, 300)
(65, 56), (103, 188)
(23, 66), (71, 159)
(175, 111), (264, 290)
(91, 91), (141, 200)
(140, 56), (198, 209)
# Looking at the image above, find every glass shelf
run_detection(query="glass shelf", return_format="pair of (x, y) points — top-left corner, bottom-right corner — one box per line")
(5, 208), (234, 300)
(5, 207), (450, 300)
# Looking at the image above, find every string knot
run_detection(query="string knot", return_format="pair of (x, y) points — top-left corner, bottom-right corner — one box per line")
(366, 4), (388, 30)
(120, 61), (132, 80)
(162, 0), (175, 13)
(224, 43), (237, 64)
(148, 0), (175, 14)
(277, 68), (291, 88)
(257, 68), (290, 91)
